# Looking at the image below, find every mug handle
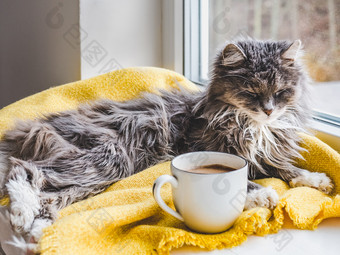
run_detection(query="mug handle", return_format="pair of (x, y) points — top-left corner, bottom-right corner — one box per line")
(152, 175), (184, 221)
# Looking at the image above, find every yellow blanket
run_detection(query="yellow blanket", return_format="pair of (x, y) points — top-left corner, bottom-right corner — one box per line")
(0, 67), (339, 254)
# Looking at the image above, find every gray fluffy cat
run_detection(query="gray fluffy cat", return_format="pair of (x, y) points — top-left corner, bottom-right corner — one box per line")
(0, 39), (333, 245)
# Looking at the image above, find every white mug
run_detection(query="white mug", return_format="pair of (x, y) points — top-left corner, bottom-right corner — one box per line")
(152, 151), (248, 233)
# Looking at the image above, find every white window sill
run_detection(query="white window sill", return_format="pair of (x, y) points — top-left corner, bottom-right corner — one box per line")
(172, 218), (340, 254)
(310, 118), (340, 152)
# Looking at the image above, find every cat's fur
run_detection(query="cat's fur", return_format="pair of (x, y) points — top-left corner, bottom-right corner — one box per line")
(0, 39), (333, 248)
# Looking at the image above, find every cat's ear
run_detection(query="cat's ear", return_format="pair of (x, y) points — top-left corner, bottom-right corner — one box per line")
(281, 40), (301, 61)
(222, 44), (246, 67)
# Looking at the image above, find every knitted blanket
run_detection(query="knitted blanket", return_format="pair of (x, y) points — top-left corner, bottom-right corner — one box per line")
(0, 67), (339, 254)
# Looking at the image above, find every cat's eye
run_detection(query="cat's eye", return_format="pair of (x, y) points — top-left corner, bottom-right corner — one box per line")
(245, 91), (258, 98)
(275, 90), (287, 97)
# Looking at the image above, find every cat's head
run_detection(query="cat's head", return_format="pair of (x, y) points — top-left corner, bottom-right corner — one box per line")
(208, 39), (308, 123)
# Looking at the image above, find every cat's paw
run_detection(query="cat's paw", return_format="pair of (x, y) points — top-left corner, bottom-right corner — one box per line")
(289, 170), (333, 194)
(6, 174), (41, 234)
(10, 204), (36, 233)
(245, 186), (279, 210)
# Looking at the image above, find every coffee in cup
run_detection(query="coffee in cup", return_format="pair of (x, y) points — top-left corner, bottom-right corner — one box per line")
(152, 151), (248, 233)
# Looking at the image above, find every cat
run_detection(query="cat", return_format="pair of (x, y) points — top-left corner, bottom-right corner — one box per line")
(0, 39), (333, 247)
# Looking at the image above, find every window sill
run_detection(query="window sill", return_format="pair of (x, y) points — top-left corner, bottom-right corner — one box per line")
(310, 118), (340, 153)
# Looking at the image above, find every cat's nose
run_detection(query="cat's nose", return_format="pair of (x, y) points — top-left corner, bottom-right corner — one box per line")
(263, 109), (273, 116)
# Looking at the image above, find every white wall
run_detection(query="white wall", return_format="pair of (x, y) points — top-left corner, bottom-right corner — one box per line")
(0, 0), (80, 108)
(80, 0), (162, 79)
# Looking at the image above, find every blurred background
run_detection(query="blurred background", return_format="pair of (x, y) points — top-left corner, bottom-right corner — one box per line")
(0, 0), (81, 108)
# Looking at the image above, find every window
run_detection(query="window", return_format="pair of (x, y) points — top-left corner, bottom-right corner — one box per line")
(184, 0), (340, 132)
